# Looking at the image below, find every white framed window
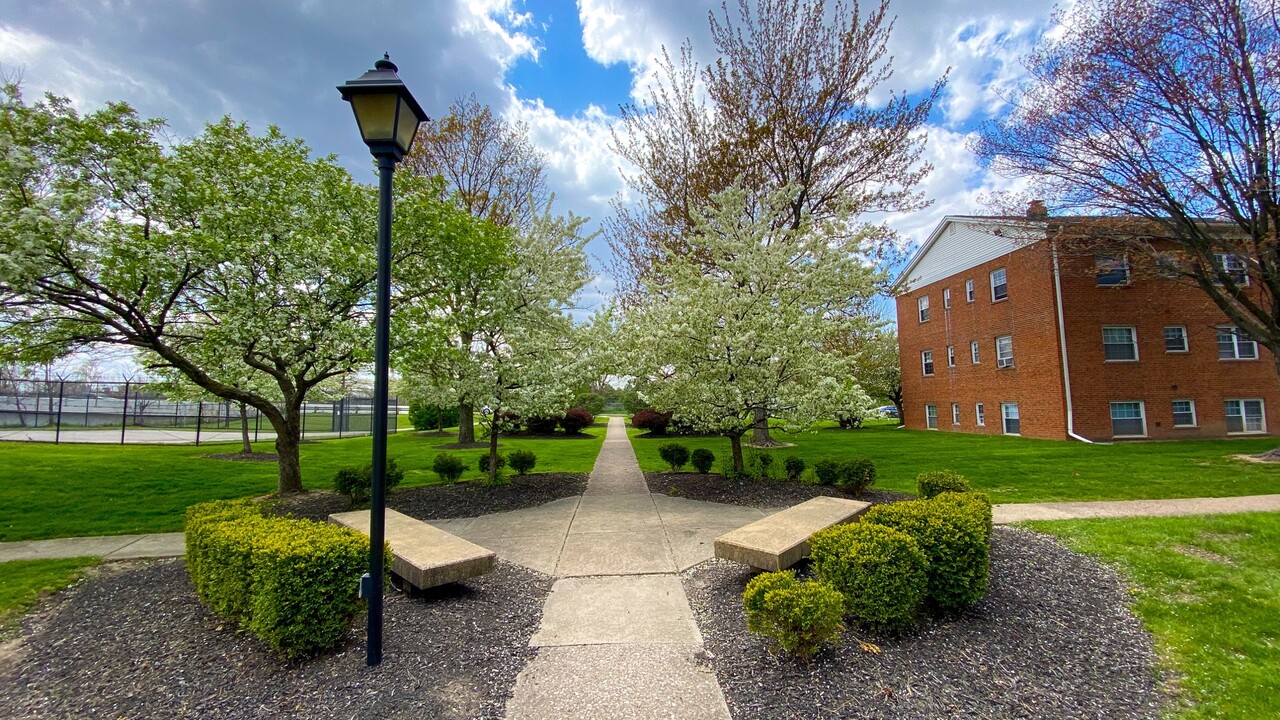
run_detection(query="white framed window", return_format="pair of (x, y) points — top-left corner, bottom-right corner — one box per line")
(990, 268), (1008, 301)
(1225, 399), (1265, 433)
(970, 340), (980, 364)
(925, 404), (938, 429)
(996, 335), (1014, 368)
(1102, 326), (1139, 361)
(1172, 399), (1197, 428)
(943, 288), (951, 309)
(1110, 401), (1147, 437)
(947, 345), (956, 367)
(1214, 253), (1250, 286)
(918, 295), (930, 323)
(1095, 254), (1130, 286)
(975, 403), (985, 426)
(1001, 402), (1020, 435)
(951, 403), (960, 425)
(1217, 326), (1258, 360)
(965, 279), (975, 303)
(921, 350), (935, 376)
(1163, 326), (1188, 353)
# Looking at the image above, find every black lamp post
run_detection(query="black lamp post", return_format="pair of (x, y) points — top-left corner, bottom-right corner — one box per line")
(337, 53), (428, 667)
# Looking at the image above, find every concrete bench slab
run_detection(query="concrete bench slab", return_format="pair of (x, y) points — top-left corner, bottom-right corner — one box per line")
(713, 496), (870, 571)
(330, 508), (495, 590)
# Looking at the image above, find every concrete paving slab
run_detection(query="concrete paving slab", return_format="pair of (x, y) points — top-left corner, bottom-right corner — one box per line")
(0, 534), (147, 562)
(664, 525), (744, 571)
(103, 533), (185, 559)
(568, 495), (662, 533)
(461, 497), (580, 539)
(651, 495), (768, 529)
(461, 534), (565, 576)
(425, 517), (477, 534)
(532, 575), (702, 646)
(505, 644), (730, 720)
(994, 493), (1280, 524)
(555, 528), (677, 577)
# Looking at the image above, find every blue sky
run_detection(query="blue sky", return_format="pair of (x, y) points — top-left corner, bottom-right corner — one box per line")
(0, 0), (1060, 315)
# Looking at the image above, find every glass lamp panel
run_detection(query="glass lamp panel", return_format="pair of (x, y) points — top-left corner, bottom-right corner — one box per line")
(351, 93), (398, 142)
(394, 96), (419, 154)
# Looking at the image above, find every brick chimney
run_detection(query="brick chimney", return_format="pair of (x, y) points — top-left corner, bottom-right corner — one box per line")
(1026, 199), (1048, 218)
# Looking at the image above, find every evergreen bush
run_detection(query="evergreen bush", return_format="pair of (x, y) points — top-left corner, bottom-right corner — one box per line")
(838, 458), (877, 493)
(691, 448), (716, 474)
(812, 458), (840, 486)
(509, 449), (538, 475)
(917, 470), (972, 499)
(783, 455), (806, 482)
(332, 459), (404, 504)
(658, 442), (690, 472)
(809, 522), (927, 630)
(743, 570), (844, 659)
(431, 453), (466, 483)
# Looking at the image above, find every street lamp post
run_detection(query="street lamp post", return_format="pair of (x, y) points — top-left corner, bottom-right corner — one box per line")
(337, 53), (428, 667)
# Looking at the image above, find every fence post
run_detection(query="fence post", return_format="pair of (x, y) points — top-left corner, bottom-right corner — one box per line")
(301, 401), (307, 440)
(338, 397), (344, 439)
(54, 380), (65, 444)
(254, 410), (260, 442)
(391, 396), (397, 434)
(120, 381), (130, 445)
(196, 401), (203, 446)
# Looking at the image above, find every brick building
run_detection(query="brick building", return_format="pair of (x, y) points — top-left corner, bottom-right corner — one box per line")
(892, 213), (1279, 441)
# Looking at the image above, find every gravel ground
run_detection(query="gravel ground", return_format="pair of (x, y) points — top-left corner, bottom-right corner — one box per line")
(270, 472), (589, 523)
(682, 527), (1165, 720)
(647, 472), (910, 508)
(0, 558), (550, 720)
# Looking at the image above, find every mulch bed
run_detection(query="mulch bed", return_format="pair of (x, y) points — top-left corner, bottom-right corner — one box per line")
(0, 558), (551, 720)
(269, 472), (589, 523)
(647, 472), (910, 507)
(682, 527), (1165, 720)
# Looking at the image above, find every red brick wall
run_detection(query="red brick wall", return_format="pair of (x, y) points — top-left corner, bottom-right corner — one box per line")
(896, 245), (1068, 439)
(1056, 251), (1280, 440)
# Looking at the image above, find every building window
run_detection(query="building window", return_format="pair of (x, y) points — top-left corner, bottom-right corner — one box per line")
(1217, 326), (1259, 360)
(995, 335), (1014, 368)
(1001, 402), (1020, 435)
(1163, 326), (1188, 353)
(918, 295), (930, 323)
(1214, 253), (1250, 286)
(947, 345), (956, 367)
(943, 288), (951, 309)
(975, 403), (985, 426)
(1110, 401), (1147, 437)
(952, 403), (960, 425)
(1225, 399), (1265, 433)
(925, 404), (938, 429)
(922, 350), (935, 376)
(1095, 254), (1130, 286)
(990, 268), (1008, 301)
(970, 340), (980, 364)
(1172, 399), (1197, 428)
(1102, 326), (1139, 361)
(965, 279), (975, 302)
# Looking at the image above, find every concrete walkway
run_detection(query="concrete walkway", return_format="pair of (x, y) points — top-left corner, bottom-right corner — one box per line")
(992, 493), (1280, 523)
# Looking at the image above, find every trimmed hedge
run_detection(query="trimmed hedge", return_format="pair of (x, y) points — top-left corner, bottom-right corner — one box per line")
(432, 453), (466, 483)
(839, 458), (876, 493)
(917, 470), (972, 499)
(743, 570), (844, 659)
(477, 453), (507, 474)
(813, 458), (840, 486)
(691, 448), (716, 474)
(184, 500), (387, 659)
(509, 449), (538, 475)
(332, 459), (405, 504)
(809, 522), (927, 630)
(783, 456), (805, 481)
(658, 442), (690, 472)
(863, 492), (993, 611)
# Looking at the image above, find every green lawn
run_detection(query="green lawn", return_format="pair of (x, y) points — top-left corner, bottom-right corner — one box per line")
(0, 425), (604, 542)
(630, 421), (1280, 502)
(1028, 513), (1280, 720)
(0, 557), (100, 628)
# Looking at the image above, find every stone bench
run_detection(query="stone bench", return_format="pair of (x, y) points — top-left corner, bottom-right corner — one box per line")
(714, 496), (871, 571)
(329, 508), (495, 590)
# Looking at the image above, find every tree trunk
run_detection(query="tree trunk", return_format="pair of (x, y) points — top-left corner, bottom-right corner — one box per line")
(238, 402), (251, 454)
(436, 403), (444, 433)
(751, 406), (779, 446)
(487, 422), (500, 484)
(727, 432), (745, 473)
(458, 402), (475, 444)
(272, 404), (304, 495)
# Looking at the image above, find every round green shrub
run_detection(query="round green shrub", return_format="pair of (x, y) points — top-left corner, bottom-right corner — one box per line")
(812, 458), (840, 486)
(743, 570), (845, 659)
(431, 453), (465, 483)
(783, 456), (805, 481)
(838, 458), (877, 493)
(809, 522), (927, 630)
(509, 449), (538, 475)
(658, 442), (691, 472)
(864, 493), (993, 611)
(332, 458), (404, 504)
(917, 470), (972, 499)
(477, 453), (507, 473)
(691, 448), (715, 474)
(755, 452), (774, 479)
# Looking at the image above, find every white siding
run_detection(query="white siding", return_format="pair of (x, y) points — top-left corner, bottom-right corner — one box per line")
(896, 218), (1045, 292)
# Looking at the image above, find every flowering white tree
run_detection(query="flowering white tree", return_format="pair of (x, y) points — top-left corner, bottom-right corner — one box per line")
(620, 185), (879, 471)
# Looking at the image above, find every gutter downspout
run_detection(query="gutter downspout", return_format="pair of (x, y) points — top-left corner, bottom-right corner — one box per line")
(1052, 240), (1094, 444)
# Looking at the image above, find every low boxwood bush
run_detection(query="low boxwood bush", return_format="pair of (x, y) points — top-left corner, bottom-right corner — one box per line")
(561, 407), (595, 434)
(864, 492), (993, 611)
(783, 456), (805, 481)
(917, 470), (972, 499)
(743, 570), (844, 660)
(332, 459), (405, 504)
(631, 408), (672, 434)
(812, 458), (840, 486)
(754, 451), (775, 480)
(432, 453), (466, 483)
(809, 522), (927, 630)
(509, 449), (538, 475)
(658, 442), (690, 472)
(839, 458), (876, 493)
(691, 448), (715, 474)
(184, 500), (387, 659)
(477, 453), (507, 474)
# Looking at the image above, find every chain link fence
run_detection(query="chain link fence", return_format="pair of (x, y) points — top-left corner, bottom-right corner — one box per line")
(0, 378), (399, 444)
